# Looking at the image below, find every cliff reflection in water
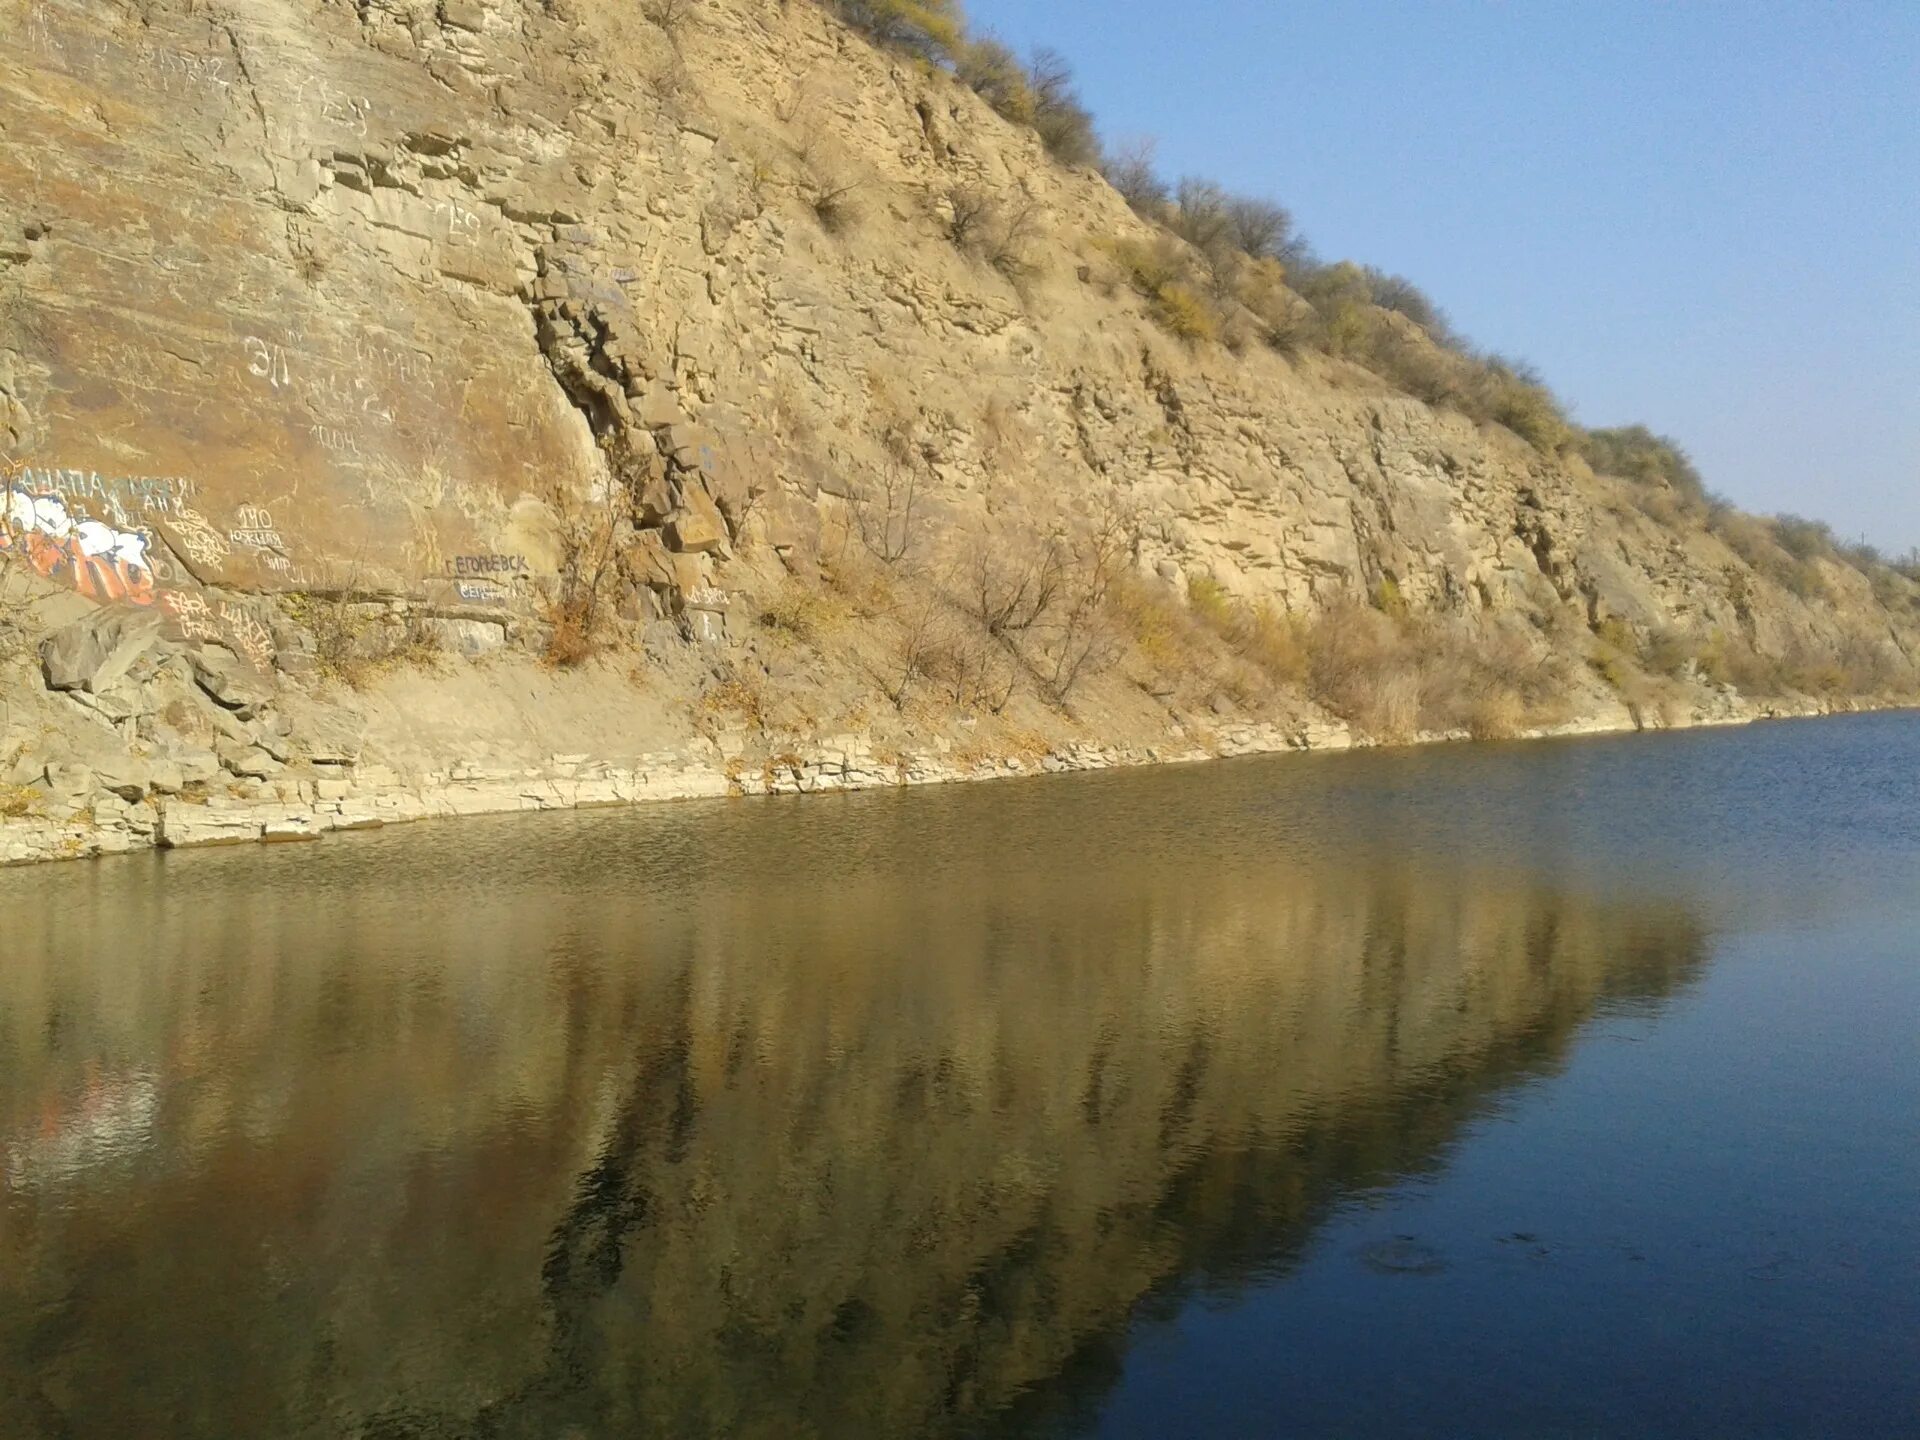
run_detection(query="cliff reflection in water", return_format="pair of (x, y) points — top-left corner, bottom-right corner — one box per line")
(0, 773), (1710, 1439)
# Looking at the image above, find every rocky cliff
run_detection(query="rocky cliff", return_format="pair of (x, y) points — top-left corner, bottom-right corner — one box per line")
(2, 0), (1916, 862)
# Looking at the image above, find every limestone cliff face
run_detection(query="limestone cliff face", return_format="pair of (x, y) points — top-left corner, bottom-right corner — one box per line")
(0, 0), (1915, 860)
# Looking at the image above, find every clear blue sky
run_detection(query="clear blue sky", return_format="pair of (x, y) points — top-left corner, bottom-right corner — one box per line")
(964, 0), (1920, 554)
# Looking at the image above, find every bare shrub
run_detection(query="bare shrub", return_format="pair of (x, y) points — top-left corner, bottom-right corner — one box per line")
(826, 0), (963, 62)
(1041, 511), (1132, 702)
(944, 185), (995, 252)
(882, 590), (943, 709)
(1102, 137), (1169, 215)
(1169, 177), (1233, 262)
(1225, 197), (1295, 263)
(809, 178), (863, 236)
(985, 199), (1042, 280)
(542, 476), (626, 668)
(642, 0), (696, 36)
(920, 623), (1017, 711)
(853, 467), (920, 565)
(967, 530), (1067, 639)
(1366, 269), (1446, 334)
(944, 188), (1041, 279)
(957, 35), (1034, 123)
(1026, 49), (1100, 166)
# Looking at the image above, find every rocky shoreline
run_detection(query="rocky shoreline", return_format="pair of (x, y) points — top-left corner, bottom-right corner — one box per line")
(0, 688), (1847, 870)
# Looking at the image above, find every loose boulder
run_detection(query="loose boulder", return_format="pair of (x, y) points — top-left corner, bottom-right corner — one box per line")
(187, 643), (275, 718)
(41, 610), (167, 695)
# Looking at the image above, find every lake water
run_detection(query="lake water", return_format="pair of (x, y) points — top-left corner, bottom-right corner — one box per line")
(2, 714), (1916, 1438)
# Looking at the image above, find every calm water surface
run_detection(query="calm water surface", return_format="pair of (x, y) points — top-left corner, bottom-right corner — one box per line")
(2, 714), (1917, 1438)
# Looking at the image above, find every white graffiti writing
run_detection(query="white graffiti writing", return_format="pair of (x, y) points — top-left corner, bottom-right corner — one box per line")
(309, 423), (362, 456)
(291, 77), (371, 137)
(162, 592), (276, 671)
(166, 507), (231, 567)
(151, 49), (232, 97)
(7, 466), (197, 521)
(1, 484), (158, 606)
(228, 504), (287, 554)
(25, 12), (62, 56)
(243, 336), (293, 390)
(451, 553), (527, 576)
(351, 335), (434, 390)
(434, 202), (481, 246)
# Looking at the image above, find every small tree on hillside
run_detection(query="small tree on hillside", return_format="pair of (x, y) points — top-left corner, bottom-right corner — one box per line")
(1103, 137), (1169, 215)
(828, 0), (963, 62)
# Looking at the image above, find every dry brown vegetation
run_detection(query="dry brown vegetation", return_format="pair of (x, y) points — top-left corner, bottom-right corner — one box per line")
(285, 593), (445, 689)
(541, 468), (631, 668)
(1167, 577), (1574, 741)
(819, 0), (1905, 588)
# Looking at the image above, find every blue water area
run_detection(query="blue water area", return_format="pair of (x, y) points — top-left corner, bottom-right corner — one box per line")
(0, 713), (1915, 1438)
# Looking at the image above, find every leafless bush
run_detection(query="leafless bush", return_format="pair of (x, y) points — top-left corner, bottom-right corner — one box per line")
(810, 178), (863, 236)
(642, 0), (696, 36)
(944, 185), (995, 252)
(921, 623), (1017, 711)
(985, 199), (1042, 280)
(1170, 177), (1233, 260)
(1041, 518), (1128, 702)
(853, 467), (920, 565)
(967, 530), (1067, 639)
(963, 509), (1135, 704)
(944, 187), (1041, 279)
(1026, 48), (1100, 166)
(1102, 137), (1168, 215)
(883, 591), (942, 709)
(542, 477), (626, 668)
(1225, 197), (1294, 263)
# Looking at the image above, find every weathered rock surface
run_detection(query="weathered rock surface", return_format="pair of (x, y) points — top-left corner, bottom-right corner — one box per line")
(41, 610), (166, 694)
(1, 0), (1916, 867)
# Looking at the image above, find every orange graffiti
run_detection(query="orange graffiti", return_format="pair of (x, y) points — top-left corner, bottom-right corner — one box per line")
(1, 486), (160, 607)
(11, 529), (158, 605)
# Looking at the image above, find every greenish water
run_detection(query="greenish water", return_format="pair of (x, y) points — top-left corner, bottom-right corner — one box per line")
(2, 714), (1916, 1438)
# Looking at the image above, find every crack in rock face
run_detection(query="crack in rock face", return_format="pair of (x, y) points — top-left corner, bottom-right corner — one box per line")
(0, 0), (1913, 869)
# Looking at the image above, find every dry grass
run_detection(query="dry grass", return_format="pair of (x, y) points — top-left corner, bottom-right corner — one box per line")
(1108, 576), (1191, 676)
(823, 552), (899, 618)
(0, 782), (39, 819)
(757, 585), (845, 646)
(286, 596), (444, 689)
(699, 676), (767, 733)
(1122, 574), (1570, 743)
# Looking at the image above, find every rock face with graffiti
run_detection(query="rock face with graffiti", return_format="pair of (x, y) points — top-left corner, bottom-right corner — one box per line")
(2, 482), (159, 606)
(0, 0), (1916, 874)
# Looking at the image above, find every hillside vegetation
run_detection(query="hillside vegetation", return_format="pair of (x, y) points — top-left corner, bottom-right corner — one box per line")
(828, 0), (1919, 594)
(2, 0), (1917, 866)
